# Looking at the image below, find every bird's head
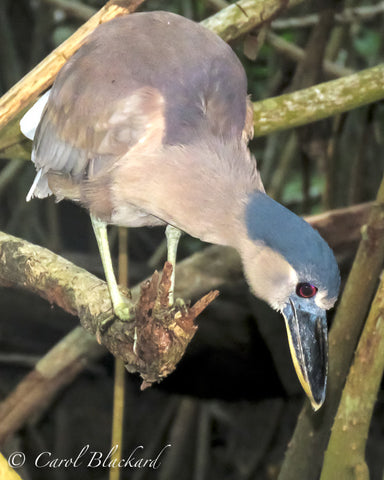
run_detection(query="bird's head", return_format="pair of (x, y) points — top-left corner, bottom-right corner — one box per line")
(239, 192), (340, 410)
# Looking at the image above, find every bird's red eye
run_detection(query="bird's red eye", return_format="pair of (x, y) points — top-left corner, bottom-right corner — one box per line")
(296, 283), (317, 298)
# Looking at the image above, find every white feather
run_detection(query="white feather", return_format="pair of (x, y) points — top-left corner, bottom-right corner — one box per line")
(20, 89), (51, 141)
(26, 168), (42, 202)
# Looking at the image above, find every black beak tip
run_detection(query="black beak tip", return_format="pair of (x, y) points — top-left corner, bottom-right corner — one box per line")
(310, 385), (326, 411)
(282, 300), (328, 412)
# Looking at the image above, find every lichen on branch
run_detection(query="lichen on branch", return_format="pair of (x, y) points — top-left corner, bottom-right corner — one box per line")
(0, 231), (218, 388)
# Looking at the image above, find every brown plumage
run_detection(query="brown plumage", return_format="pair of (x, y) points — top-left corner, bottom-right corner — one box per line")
(30, 11), (260, 248)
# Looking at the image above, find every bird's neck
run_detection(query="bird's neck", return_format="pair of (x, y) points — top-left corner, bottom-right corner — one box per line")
(165, 140), (261, 247)
(235, 192), (300, 308)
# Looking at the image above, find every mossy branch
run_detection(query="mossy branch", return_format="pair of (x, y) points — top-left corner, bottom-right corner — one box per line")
(320, 278), (384, 479)
(253, 63), (384, 137)
(201, 0), (290, 42)
(0, 232), (217, 391)
(279, 179), (384, 480)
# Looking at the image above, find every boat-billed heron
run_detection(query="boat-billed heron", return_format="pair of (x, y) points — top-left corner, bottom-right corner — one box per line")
(21, 11), (340, 410)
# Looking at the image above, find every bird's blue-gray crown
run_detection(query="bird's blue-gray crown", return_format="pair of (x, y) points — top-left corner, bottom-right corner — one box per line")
(245, 191), (340, 306)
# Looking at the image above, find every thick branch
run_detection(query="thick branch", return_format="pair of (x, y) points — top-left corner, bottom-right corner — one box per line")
(253, 63), (384, 137)
(200, 0), (290, 42)
(320, 277), (384, 479)
(0, 232), (217, 386)
(279, 182), (384, 480)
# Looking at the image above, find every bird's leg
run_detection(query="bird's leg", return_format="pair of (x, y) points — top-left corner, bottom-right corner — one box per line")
(165, 225), (182, 306)
(90, 215), (132, 321)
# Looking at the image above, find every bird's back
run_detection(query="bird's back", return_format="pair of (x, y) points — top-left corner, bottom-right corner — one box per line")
(38, 12), (248, 150)
(31, 11), (252, 203)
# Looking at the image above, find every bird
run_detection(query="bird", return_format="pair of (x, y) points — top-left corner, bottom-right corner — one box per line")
(20, 11), (340, 410)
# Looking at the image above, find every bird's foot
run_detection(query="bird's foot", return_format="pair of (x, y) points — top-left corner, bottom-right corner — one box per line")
(98, 300), (134, 334)
(96, 302), (135, 343)
(174, 297), (186, 309)
(113, 301), (135, 321)
(96, 301), (134, 343)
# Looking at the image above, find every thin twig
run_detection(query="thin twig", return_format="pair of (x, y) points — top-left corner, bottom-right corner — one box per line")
(110, 227), (128, 480)
(266, 31), (354, 79)
(0, 353), (40, 367)
(268, 132), (298, 201)
(272, 2), (384, 30)
(40, 0), (97, 21)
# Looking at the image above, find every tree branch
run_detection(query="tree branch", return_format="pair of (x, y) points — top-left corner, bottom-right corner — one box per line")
(272, 3), (384, 30)
(200, 0), (290, 42)
(320, 274), (384, 479)
(40, 0), (97, 21)
(253, 63), (384, 137)
(0, 231), (217, 388)
(266, 31), (354, 79)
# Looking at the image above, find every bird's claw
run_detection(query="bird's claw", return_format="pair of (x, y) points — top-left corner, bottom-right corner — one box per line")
(96, 302), (134, 341)
(113, 302), (134, 321)
(174, 298), (186, 309)
(98, 313), (115, 335)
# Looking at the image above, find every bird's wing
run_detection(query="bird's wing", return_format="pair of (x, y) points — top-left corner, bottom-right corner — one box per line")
(28, 85), (166, 202)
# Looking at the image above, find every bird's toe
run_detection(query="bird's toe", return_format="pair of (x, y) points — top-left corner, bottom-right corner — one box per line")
(113, 302), (134, 321)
